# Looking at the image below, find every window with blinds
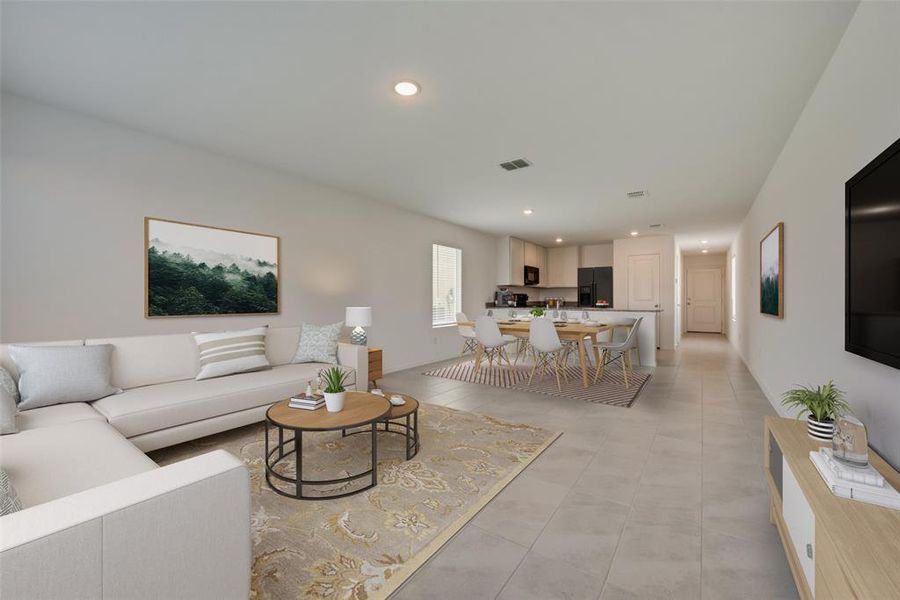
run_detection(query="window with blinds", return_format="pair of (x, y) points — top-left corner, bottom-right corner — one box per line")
(432, 244), (462, 327)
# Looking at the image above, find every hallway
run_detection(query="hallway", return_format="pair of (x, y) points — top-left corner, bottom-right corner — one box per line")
(383, 333), (798, 599)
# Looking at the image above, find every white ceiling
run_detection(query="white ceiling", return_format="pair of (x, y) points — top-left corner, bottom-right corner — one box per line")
(1, 1), (857, 253)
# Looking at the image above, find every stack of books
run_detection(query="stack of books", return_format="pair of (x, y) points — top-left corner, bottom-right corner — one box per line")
(809, 447), (900, 510)
(289, 392), (325, 411)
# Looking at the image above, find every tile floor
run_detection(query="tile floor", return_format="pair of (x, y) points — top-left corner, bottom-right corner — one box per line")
(383, 333), (798, 600)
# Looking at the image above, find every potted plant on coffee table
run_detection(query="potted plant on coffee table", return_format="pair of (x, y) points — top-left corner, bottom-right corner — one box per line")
(781, 380), (850, 442)
(320, 366), (351, 413)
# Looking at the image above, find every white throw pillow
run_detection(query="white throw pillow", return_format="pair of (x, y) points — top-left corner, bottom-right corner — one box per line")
(0, 367), (19, 435)
(0, 469), (23, 515)
(292, 322), (343, 365)
(9, 345), (121, 410)
(193, 326), (271, 381)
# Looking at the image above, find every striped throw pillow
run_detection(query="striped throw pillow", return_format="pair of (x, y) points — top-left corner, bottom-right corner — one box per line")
(193, 326), (271, 381)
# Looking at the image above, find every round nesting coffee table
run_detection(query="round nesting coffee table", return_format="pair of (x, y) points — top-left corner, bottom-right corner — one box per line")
(265, 392), (391, 500)
(342, 392), (420, 460)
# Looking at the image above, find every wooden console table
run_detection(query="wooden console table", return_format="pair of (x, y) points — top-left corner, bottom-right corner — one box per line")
(763, 417), (900, 599)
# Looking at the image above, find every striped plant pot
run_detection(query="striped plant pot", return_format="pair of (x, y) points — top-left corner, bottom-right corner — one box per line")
(807, 415), (835, 442)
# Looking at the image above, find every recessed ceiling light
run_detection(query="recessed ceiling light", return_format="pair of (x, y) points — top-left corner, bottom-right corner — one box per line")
(701, 240), (709, 245)
(393, 81), (420, 96)
(630, 231), (639, 236)
(555, 238), (563, 243)
(701, 249), (709, 254)
(523, 209), (534, 216)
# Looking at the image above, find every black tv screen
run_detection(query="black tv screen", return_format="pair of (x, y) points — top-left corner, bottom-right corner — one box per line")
(845, 137), (900, 369)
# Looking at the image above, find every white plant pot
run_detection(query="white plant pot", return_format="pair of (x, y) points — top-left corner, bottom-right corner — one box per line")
(324, 391), (346, 413)
(807, 415), (835, 442)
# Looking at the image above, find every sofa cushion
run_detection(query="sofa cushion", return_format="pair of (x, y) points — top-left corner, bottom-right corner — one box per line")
(266, 327), (301, 366)
(292, 321), (342, 365)
(16, 402), (107, 432)
(0, 340), (84, 382)
(87, 334), (199, 390)
(10, 345), (121, 410)
(1, 368), (18, 435)
(193, 326), (270, 381)
(1, 469), (23, 515)
(0, 420), (157, 507)
(92, 363), (330, 438)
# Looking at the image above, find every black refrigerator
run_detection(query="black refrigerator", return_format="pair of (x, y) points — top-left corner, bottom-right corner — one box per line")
(578, 267), (613, 307)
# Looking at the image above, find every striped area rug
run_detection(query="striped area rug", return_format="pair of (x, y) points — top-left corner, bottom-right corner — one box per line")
(423, 357), (650, 408)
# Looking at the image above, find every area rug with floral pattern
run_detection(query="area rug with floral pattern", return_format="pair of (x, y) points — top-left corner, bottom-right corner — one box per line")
(150, 403), (559, 600)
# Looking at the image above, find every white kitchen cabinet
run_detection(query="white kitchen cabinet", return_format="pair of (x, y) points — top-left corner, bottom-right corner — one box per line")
(524, 241), (539, 267)
(535, 245), (547, 287)
(496, 236), (525, 286)
(547, 246), (579, 287)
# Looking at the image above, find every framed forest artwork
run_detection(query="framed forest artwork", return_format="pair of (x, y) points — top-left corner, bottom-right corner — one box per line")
(760, 222), (784, 318)
(145, 217), (279, 317)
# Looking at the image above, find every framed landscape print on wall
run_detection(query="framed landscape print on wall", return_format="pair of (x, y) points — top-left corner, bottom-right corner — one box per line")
(760, 222), (784, 318)
(145, 217), (279, 317)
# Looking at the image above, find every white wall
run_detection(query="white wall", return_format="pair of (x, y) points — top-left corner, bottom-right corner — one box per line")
(0, 94), (499, 372)
(729, 1), (900, 469)
(580, 243), (613, 267)
(682, 252), (728, 334)
(612, 235), (676, 349)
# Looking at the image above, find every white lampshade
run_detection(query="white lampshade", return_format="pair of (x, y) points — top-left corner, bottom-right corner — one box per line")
(345, 306), (372, 327)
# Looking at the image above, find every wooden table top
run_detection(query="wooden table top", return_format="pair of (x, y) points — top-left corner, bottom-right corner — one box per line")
(267, 392), (391, 431)
(378, 392), (419, 419)
(458, 320), (610, 337)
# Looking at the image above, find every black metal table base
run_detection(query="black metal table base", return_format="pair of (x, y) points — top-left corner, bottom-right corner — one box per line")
(264, 420), (378, 500)
(342, 411), (419, 460)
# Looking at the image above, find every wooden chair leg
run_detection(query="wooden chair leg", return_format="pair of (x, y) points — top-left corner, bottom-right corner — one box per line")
(621, 353), (630, 388)
(553, 354), (562, 391)
(594, 349), (607, 384)
(528, 354), (539, 385)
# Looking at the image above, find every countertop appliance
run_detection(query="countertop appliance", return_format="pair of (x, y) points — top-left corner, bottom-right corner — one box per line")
(524, 265), (540, 286)
(495, 289), (514, 306)
(578, 267), (613, 307)
(512, 293), (529, 307)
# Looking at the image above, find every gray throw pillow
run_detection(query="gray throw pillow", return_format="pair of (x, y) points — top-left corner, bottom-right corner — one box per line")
(292, 322), (343, 365)
(1, 469), (23, 515)
(0, 367), (19, 435)
(9, 345), (121, 410)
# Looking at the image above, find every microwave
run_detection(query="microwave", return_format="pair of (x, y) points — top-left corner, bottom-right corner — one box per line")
(524, 265), (540, 286)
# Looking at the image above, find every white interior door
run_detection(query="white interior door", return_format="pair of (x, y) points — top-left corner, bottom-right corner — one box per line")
(686, 268), (722, 333)
(627, 254), (660, 310)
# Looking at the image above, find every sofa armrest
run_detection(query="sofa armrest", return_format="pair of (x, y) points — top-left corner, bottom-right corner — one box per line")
(337, 342), (368, 391)
(0, 450), (250, 600)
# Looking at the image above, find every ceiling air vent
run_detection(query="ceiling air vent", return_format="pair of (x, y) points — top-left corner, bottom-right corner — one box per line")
(627, 190), (649, 199)
(649, 223), (662, 229)
(499, 158), (532, 171)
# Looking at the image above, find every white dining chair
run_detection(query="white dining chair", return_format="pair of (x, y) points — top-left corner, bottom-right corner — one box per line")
(593, 316), (643, 387)
(456, 312), (478, 358)
(601, 317), (641, 366)
(528, 318), (568, 391)
(474, 316), (516, 374)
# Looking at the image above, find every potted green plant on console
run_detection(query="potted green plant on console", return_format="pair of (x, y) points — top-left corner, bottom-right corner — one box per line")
(781, 380), (850, 442)
(320, 366), (351, 413)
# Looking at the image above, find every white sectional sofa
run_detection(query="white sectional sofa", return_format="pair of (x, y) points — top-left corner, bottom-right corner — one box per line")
(0, 326), (367, 599)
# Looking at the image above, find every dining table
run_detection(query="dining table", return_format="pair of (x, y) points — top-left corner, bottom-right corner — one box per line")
(458, 319), (611, 387)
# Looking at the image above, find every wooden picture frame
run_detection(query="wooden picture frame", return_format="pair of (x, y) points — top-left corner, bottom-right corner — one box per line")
(145, 217), (280, 318)
(760, 222), (784, 318)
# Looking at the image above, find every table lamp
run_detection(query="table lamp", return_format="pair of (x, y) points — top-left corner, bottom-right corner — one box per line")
(345, 307), (372, 346)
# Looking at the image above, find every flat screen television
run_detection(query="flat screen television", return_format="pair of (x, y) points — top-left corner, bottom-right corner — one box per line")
(845, 137), (900, 369)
